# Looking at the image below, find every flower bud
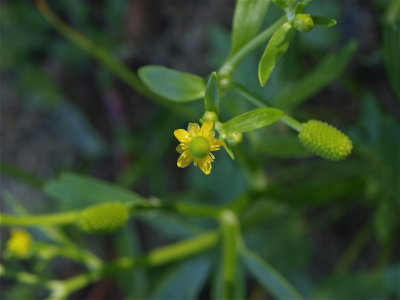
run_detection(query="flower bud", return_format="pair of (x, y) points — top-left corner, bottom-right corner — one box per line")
(78, 202), (129, 234)
(299, 120), (353, 160)
(226, 131), (243, 145)
(201, 111), (218, 123)
(7, 229), (32, 258)
(293, 14), (315, 32)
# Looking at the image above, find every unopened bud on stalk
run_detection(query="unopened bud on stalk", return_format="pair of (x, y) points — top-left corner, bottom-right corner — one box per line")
(78, 202), (129, 234)
(226, 131), (243, 145)
(299, 120), (353, 160)
(293, 14), (315, 32)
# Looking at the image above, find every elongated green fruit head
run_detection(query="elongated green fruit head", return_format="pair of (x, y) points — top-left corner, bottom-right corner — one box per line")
(299, 120), (353, 160)
(78, 202), (129, 234)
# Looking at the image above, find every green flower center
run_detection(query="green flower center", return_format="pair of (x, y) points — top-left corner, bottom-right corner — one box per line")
(189, 136), (211, 158)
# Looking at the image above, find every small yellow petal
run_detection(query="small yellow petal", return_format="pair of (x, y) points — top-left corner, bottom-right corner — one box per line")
(174, 129), (190, 143)
(176, 144), (186, 153)
(187, 123), (200, 136)
(199, 159), (212, 175)
(200, 121), (213, 136)
(177, 151), (193, 168)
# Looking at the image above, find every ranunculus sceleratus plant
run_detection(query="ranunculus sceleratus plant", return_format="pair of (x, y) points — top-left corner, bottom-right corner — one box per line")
(1, 0), (355, 299)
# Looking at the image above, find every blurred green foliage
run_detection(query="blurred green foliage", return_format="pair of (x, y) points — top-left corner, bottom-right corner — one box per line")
(1, 0), (399, 299)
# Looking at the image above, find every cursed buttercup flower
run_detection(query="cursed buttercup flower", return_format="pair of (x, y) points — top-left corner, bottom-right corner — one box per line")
(174, 121), (225, 175)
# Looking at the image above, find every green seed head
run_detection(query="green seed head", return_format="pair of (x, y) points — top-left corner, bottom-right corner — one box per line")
(293, 14), (315, 32)
(299, 120), (353, 160)
(189, 136), (211, 158)
(78, 202), (129, 234)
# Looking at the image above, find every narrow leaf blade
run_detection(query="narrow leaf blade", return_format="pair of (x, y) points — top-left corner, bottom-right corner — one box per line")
(242, 249), (303, 300)
(275, 41), (357, 109)
(258, 22), (295, 86)
(230, 0), (271, 56)
(383, 20), (400, 100)
(223, 107), (283, 133)
(44, 172), (147, 210)
(311, 15), (337, 27)
(204, 72), (219, 113)
(138, 65), (205, 102)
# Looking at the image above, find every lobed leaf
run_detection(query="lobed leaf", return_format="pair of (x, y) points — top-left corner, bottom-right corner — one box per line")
(138, 65), (205, 102)
(223, 107), (283, 133)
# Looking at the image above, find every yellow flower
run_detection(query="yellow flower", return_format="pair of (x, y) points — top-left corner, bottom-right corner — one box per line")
(174, 121), (225, 175)
(7, 228), (32, 257)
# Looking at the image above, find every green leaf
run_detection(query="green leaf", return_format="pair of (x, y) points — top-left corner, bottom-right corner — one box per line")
(311, 15), (337, 27)
(138, 65), (205, 102)
(115, 225), (148, 299)
(230, 0), (271, 56)
(272, 0), (296, 9)
(204, 72), (219, 113)
(257, 135), (312, 158)
(275, 41), (357, 109)
(223, 107), (283, 133)
(44, 172), (147, 210)
(258, 22), (295, 86)
(383, 19), (400, 100)
(242, 249), (303, 300)
(149, 256), (212, 300)
(373, 203), (399, 243)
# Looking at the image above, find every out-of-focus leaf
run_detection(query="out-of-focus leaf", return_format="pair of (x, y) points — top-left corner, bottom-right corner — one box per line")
(44, 172), (147, 210)
(384, 264), (400, 297)
(223, 108), (283, 133)
(242, 249), (303, 300)
(138, 66), (205, 102)
(115, 224), (147, 299)
(204, 72), (219, 113)
(258, 22), (295, 87)
(275, 41), (357, 109)
(230, 0), (271, 56)
(313, 272), (388, 299)
(270, 161), (365, 206)
(257, 135), (311, 158)
(0, 162), (45, 189)
(311, 15), (337, 27)
(383, 8), (400, 100)
(139, 212), (204, 239)
(211, 257), (246, 300)
(54, 101), (106, 158)
(373, 202), (399, 243)
(149, 256), (212, 300)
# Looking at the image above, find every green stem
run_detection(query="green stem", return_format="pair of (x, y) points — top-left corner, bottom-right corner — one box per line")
(232, 82), (303, 132)
(220, 17), (286, 75)
(220, 210), (241, 299)
(170, 202), (222, 219)
(36, 243), (102, 269)
(219, 0), (313, 74)
(47, 272), (101, 300)
(36, 0), (196, 119)
(106, 230), (220, 273)
(0, 211), (79, 226)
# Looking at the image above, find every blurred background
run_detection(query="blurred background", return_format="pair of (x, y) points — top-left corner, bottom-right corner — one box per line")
(0, 0), (399, 299)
